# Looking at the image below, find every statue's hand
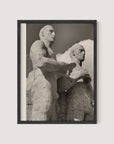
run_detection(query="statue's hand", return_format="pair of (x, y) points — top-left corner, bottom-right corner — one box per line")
(70, 68), (91, 83)
(79, 69), (91, 83)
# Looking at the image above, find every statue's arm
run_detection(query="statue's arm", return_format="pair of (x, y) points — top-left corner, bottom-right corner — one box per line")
(57, 69), (87, 92)
(30, 41), (75, 72)
(69, 68), (91, 83)
(57, 74), (78, 92)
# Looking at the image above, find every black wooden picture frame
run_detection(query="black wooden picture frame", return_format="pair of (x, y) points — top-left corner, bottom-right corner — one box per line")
(17, 20), (97, 124)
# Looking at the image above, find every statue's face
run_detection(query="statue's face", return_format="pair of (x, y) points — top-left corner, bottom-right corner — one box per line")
(72, 45), (85, 62)
(43, 26), (56, 42)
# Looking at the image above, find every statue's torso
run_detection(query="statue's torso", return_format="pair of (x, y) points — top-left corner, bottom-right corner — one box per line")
(28, 43), (59, 101)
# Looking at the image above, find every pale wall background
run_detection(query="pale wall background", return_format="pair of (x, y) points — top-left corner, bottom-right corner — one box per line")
(0, 0), (114, 144)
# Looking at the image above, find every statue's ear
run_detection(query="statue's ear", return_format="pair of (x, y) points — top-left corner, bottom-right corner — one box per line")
(42, 33), (44, 37)
(72, 53), (75, 56)
(70, 49), (74, 58)
(72, 51), (75, 56)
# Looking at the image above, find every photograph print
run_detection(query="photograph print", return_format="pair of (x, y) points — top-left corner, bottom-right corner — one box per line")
(17, 20), (97, 124)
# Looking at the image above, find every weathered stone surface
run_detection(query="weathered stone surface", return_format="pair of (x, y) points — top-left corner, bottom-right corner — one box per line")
(56, 92), (67, 121)
(66, 82), (94, 121)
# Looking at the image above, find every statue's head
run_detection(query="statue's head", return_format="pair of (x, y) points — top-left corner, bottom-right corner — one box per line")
(70, 44), (85, 62)
(39, 25), (56, 42)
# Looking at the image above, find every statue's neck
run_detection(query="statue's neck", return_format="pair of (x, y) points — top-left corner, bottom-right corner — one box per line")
(42, 39), (52, 48)
(42, 39), (55, 59)
(71, 59), (82, 67)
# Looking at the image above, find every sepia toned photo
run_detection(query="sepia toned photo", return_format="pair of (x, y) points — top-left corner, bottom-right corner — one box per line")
(17, 20), (97, 124)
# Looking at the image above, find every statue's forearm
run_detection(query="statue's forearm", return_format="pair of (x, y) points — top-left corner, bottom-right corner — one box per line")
(36, 57), (67, 72)
(57, 75), (78, 92)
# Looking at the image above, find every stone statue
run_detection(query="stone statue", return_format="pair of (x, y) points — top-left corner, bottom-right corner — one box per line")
(66, 44), (94, 121)
(27, 25), (75, 121)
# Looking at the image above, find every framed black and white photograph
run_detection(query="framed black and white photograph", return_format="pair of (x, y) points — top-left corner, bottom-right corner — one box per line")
(17, 20), (97, 124)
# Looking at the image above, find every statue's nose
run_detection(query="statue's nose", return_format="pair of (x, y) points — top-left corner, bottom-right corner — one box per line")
(52, 32), (56, 36)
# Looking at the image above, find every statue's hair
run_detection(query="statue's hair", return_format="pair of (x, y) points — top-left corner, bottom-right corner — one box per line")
(69, 44), (84, 58)
(39, 25), (53, 40)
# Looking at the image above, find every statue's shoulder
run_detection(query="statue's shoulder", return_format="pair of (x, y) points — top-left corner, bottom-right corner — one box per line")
(31, 40), (45, 51)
